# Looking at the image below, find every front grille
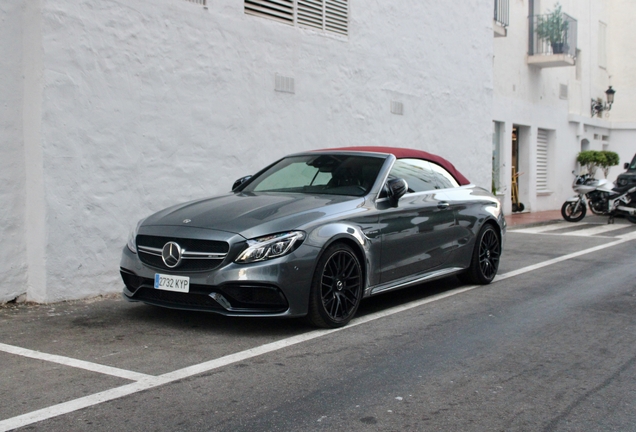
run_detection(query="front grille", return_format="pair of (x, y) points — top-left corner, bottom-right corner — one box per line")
(134, 287), (225, 310)
(136, 235), (230, 272)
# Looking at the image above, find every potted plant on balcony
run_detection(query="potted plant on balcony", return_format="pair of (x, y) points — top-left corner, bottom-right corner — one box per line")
(536, 2), (569, 54)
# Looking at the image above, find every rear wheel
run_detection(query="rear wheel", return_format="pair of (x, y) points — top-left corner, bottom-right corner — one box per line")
(307, 243), (363, 328)
(459, 224), (501, 285)
(561, 201), (586, 222)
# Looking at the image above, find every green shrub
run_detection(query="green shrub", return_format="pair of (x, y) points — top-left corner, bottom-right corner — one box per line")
(576, 150), (619, 178)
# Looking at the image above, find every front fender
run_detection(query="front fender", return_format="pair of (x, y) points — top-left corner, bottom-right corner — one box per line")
(565, 195), (584, 203)
(304, 222), (379, 294)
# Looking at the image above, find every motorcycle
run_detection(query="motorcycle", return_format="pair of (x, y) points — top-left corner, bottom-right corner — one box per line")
(561, 171), (636, 224)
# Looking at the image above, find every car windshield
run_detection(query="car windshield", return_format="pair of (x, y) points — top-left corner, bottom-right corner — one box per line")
(242, 154), (386, 196)
(629, 154), (636, 171)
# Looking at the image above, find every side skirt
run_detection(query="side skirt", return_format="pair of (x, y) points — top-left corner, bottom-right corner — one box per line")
(365, 267), (465, 297)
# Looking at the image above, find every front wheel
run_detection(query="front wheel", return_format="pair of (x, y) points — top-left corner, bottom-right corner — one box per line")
(561, 201), (586, 222)
(459, 224), (501, 285)
(307, 243), (363, 328)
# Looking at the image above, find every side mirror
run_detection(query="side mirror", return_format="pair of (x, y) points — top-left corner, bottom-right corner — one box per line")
(232, 175), (252, 191)
(387, 178), (408, 207)
(625, 162), (629, 170)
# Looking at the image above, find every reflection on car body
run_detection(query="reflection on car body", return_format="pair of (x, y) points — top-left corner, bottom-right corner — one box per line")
(120, 147), (506, 328)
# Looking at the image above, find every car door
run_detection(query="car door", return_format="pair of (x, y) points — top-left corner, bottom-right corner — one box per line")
(378, 159), (456, 284)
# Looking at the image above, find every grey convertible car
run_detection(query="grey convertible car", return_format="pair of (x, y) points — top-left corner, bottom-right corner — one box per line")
(120, 147), (505, 328)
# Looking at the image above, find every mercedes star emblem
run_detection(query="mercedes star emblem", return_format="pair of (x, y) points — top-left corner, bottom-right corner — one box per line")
(161, 242), (183, 268)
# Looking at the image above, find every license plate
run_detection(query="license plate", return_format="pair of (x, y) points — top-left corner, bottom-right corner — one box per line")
(154, 274), (190, 293)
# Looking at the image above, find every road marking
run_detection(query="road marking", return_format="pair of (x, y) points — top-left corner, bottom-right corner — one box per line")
(0, 343), (152, 382)
(1, 231), (636, 431)
(566, 223), (631, 237)
(511, 221), (577, 234)
(512, 221), (634, 237)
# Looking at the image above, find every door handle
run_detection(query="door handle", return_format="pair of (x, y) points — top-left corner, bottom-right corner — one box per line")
(437, 201), (450, 210)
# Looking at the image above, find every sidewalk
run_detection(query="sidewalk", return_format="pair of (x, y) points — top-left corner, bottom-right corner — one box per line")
(506, 210), (562, 227)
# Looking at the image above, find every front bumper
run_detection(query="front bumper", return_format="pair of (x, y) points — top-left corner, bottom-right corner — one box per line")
(119, 243), (319, 318)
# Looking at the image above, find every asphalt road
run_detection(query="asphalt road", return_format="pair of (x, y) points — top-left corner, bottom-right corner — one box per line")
(1, 219), (635, 431)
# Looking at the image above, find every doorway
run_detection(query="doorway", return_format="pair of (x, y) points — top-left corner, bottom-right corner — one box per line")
(511, 127), (523, 212)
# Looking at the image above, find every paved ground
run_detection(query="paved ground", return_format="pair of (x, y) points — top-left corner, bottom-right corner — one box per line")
(1, 214), (635, 431)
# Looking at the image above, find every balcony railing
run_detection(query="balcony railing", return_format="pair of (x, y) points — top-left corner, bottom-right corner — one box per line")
(529, 12), (577, 57)
(494, 0), (509, 27)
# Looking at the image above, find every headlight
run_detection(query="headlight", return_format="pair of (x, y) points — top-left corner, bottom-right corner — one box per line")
(127, 219), (144, 254)
(235, 231), (305, 264)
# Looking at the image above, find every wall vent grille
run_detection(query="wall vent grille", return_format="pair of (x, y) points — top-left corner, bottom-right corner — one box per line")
(245, 0), (294, 25)
(246, 0), (348, 35)
(184, 0), (207, 5)
(559, 84), (568, 99)
(275, 74), (295, 93)
(391, 101), (404, 115)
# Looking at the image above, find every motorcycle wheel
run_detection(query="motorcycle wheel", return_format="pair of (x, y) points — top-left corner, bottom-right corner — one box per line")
(627, 214), (636, 224)
(561, 201), (586, 222)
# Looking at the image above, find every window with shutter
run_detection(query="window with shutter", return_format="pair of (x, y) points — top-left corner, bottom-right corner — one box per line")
(536, 129), (549, 192)
(245, 0), (348, 35)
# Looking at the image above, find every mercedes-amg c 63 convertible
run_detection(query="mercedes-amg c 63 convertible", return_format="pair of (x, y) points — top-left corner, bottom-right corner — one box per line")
(120, 147), (505, 327)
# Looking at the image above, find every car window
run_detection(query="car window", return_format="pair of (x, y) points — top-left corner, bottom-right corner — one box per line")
(429, 162), (460, 188)
(244, 154), (385, 196)
(388, 159), (438, 193)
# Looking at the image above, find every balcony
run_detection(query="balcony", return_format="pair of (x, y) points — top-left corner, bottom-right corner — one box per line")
(494, 0), (509, 37)
(527, 11), (577, 68)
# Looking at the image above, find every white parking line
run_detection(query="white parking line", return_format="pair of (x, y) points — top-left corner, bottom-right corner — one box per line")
(0, 343), (152, 382)
(1, 231), (636, 432)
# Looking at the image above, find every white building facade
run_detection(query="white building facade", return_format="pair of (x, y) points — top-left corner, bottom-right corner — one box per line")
(492, 0), (636, 215)
(1, 0), (495, 303)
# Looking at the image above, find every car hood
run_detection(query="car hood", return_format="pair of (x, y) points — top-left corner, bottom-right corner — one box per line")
(142, 192), (365, 239)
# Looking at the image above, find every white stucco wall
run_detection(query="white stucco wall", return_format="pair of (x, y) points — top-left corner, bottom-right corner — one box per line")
(0, 1), (28, 302)
(608, 0), (636, 123)
(11, 0), (493, 302)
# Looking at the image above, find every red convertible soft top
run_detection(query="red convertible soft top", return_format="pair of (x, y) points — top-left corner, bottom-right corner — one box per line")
(316, 146), (471, 186)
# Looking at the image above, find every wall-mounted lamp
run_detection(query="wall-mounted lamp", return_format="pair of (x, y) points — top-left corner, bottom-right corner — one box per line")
(591, 86), (616, 117)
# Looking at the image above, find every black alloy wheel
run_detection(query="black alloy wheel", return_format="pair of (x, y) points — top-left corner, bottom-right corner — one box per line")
(459, 224), (501, 285)
(561, 201), (586, 222)
(307, 243), (363, 328)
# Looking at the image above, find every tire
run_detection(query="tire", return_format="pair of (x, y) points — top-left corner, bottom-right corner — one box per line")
(518, 203), (525, 212)
(459, 224), (501, 285)
(627, 213), (636, 224)
(561, 201), (586, 222)
(307, 243), (363, 328)
(512, 203), (518, 213)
